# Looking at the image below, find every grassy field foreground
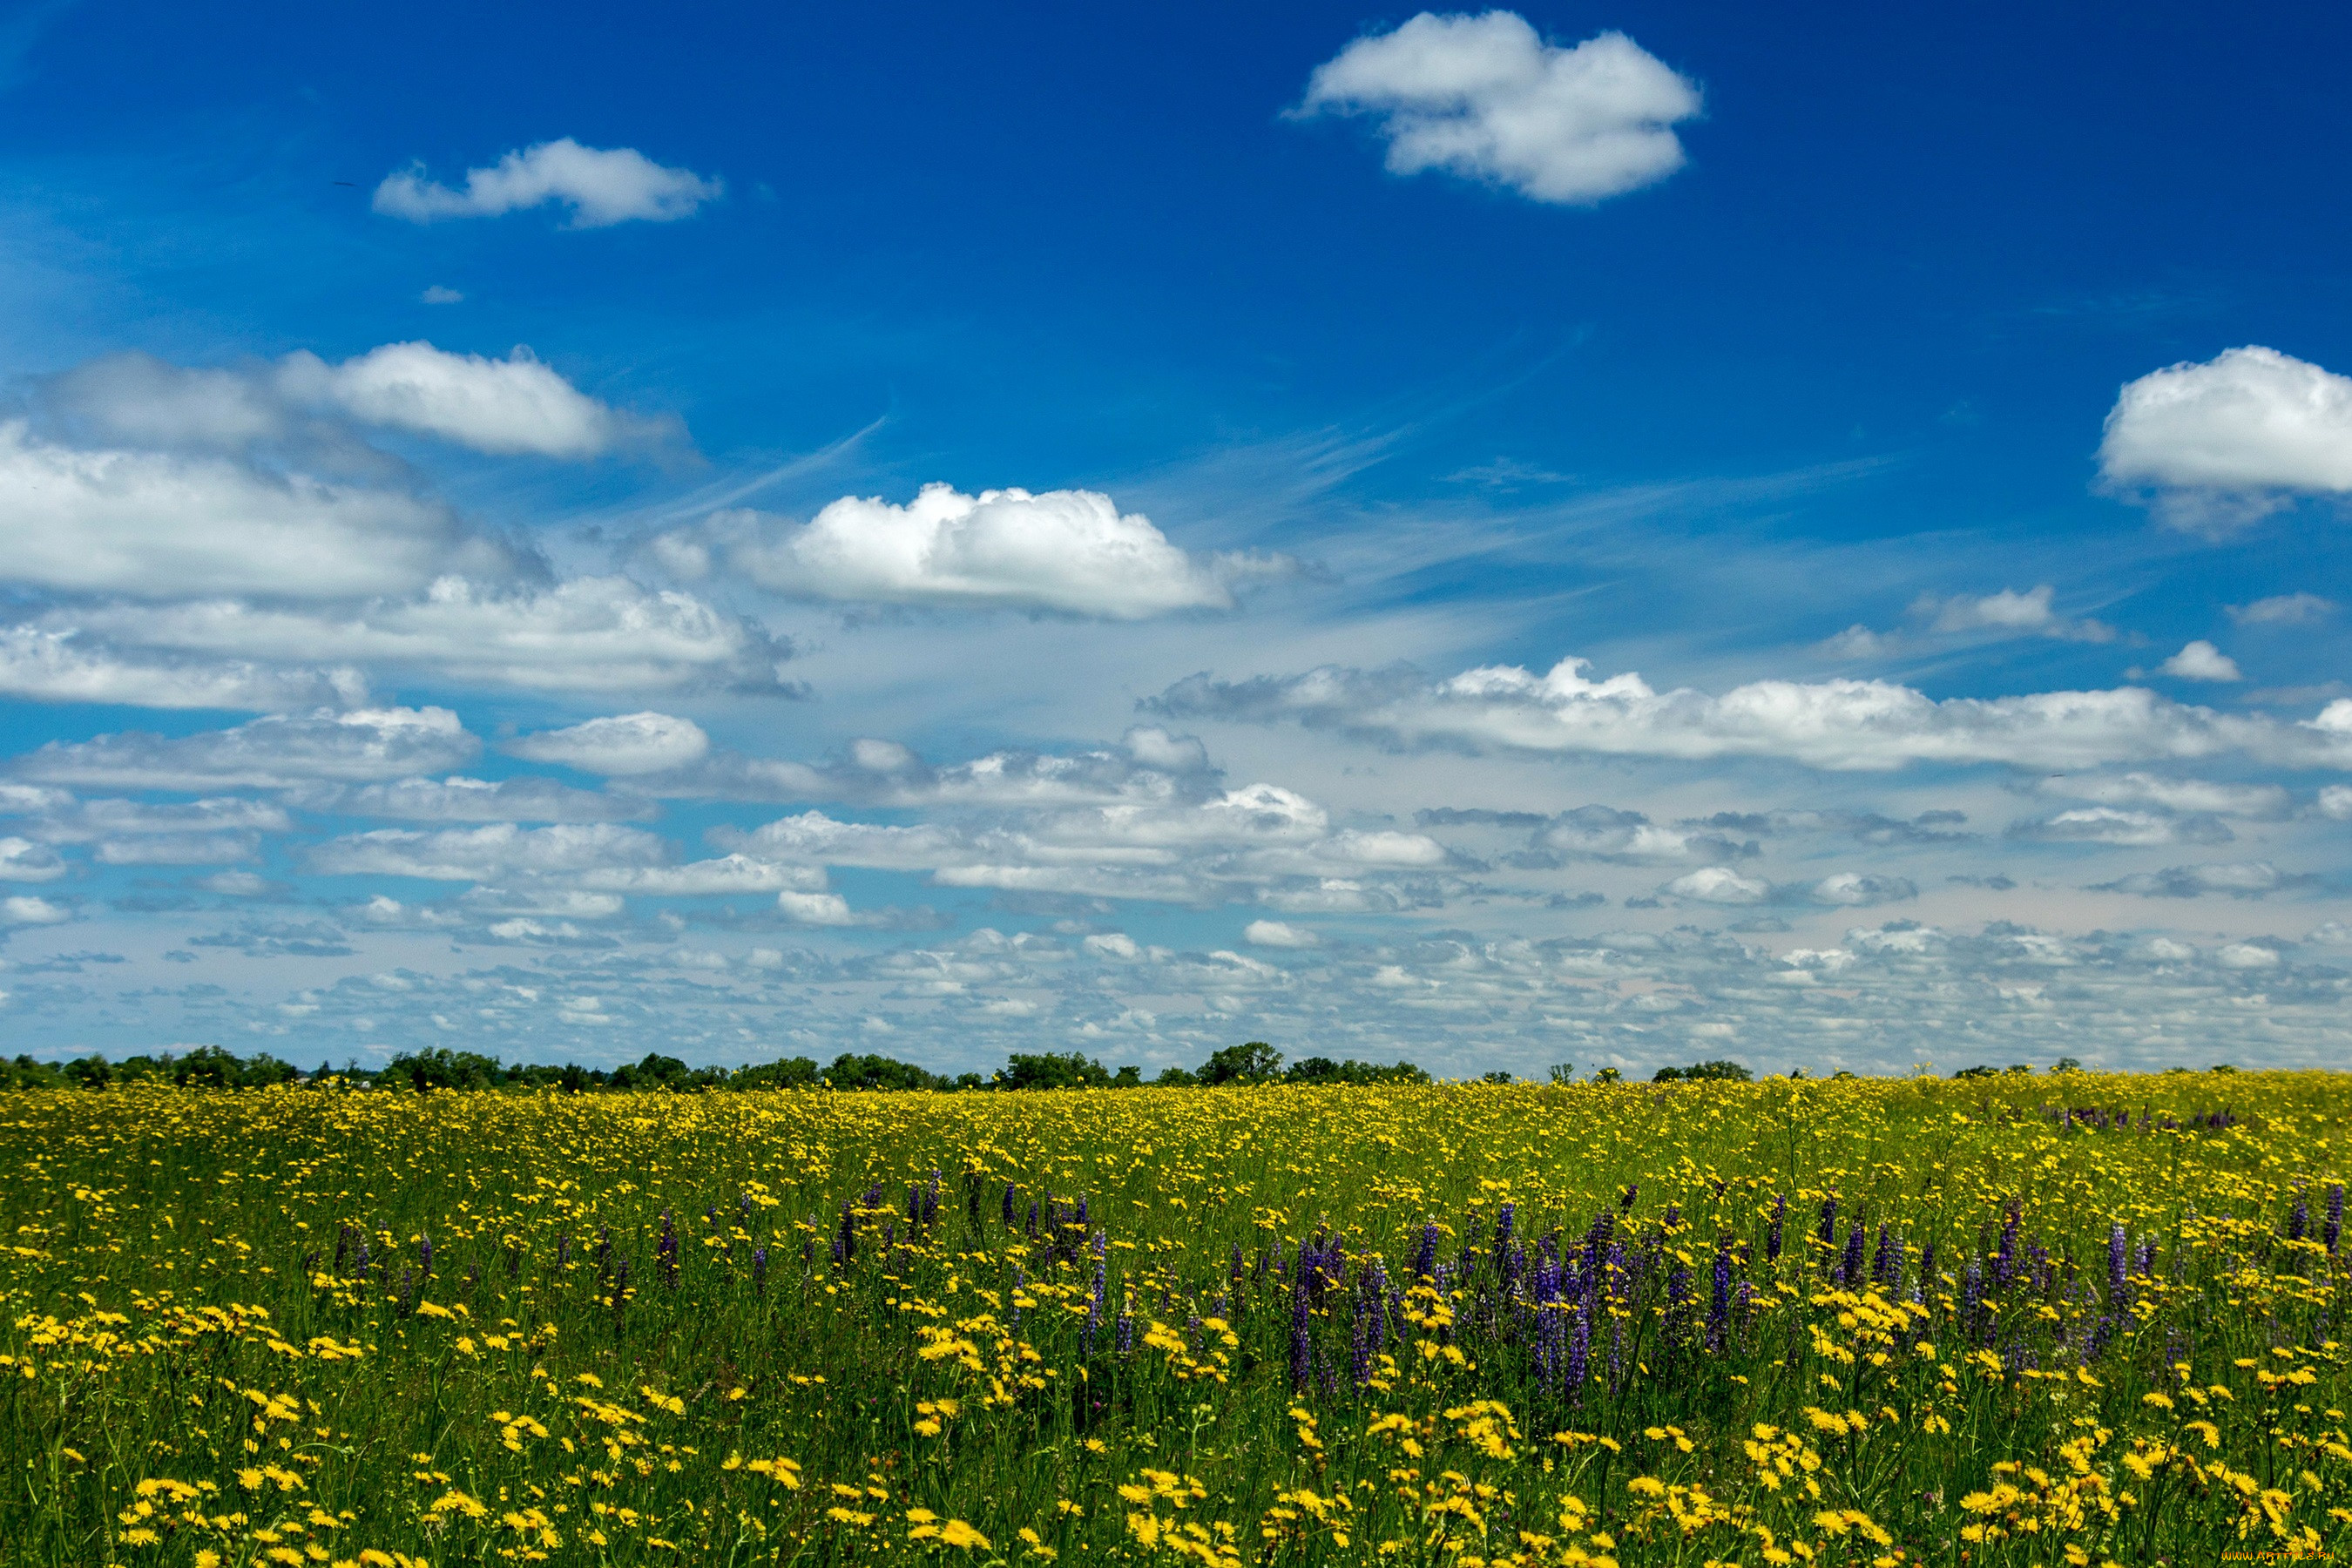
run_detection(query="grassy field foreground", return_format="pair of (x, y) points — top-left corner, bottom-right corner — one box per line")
(0, 1071), (2346, 1566)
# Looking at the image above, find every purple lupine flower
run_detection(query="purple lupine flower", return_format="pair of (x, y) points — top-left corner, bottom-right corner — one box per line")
(751, 1246), (768, 1294)
(1871, 1223), (1893, 1288)
(657, 1209), (680, 1291)
(1495, 1202), (1517, 1285)
(1620, 1183), (1639, 1212)
(1010, 1266), (1025, 1332)
(1565, 1297), (1592, 1404)
(1082, 1232), (1105, 1358)
(395, 1266), (416, 1319)
(2107, 1223), (2128, 1301)
(419, 1233), (434, 1276)
(1663, 1204), (1681, 1233)
(2289, 1189), (2310, 1244)
(1917, 1242), (1936, 1302)
(1961, 1254), (1984, 1342)
(1707, 1241), (1732, 1350)
(555, 1233), (570, 1270)
(2135, 1236), (2156, 1277)
(1607, 1307), (1625, 1394)
(1840, 1221), (1866, 1289)
(1994, 1204), (2021, 1289)
(1117, 1299), (1134, 1356)
(2327, 1185), (2344, 1254)
(835, 1201), (855, 1266)
(1817, 1196), (1838, 1265)
(1666, 1260), (1692, 1347)
(1289, 1259), (1313, 1389)
(1767, 1194), (1786, 1264)
(1349, 1298), (1372, 1388)
(1002, 1183), (1016, 1228)
(1413, 1221), (1440, 1282)
(1025, 1200), (1040, 1240)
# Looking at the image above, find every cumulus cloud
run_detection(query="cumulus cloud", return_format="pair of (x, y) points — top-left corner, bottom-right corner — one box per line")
(14, 707), (476, 791)
(1828, 586), (2115, 655)
(70, 577), (792, 695)
(2032, 772), (2290, 819)
(307, 822), (673, 882)
(507, 712), (712, 775)
(1244, 919), (1321, 948)
(1151, 656), (2352, 773)
(715, 781), (1452, 905)
(277, 341), (672, 458)
(2158, 640), (2241, 682)
(1, 895), (68, 925)
(288, 774), (650, 823)
(1808, 873), (1918, 907)
(1661, 866), (1768, 904)
(1423, 802), (1753, 865)
(2092, 861), (2292, 899)
(2099, 347), (2352, 531)
(0, 837), (64, 881)
(1918, 585), (2116, 643)
(1298, 11), (1700, 205)
(93, 832), (258, 866)
(2229, 592), (2335, 626)
(632, 727), (1220, 811)
(51, 341), (667, 461)
(373, 139), (721, 226)
(0, 421), (504, 598)
(0, 628), (368, 711)
(658, 484), (1277, 618)
(2007, 806), (2231, 847)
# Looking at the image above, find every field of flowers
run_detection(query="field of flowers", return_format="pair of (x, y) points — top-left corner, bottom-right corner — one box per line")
(0, 1071), (2346, 1567)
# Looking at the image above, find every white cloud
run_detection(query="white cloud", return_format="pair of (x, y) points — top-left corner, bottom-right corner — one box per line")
(2215, 941), (2281, 970)
(15, 707), (476, 791)
(0, 627), (368, 711)
(2318, 785), (2352, 821)
(508, 712), (712, 775)
(421, 286), (463, 305)
(1299, 11), (1700, 206)
(2229, 591), (2335, 625)
(373, 139), (721, 226)
(777, 890), (862, 926)
(0, 837), (64, 881)
(278, 341), (668, 458)
(51, 342), (664, 461)
(2008, 806), (2223, 848)
(2159, 640), (2241, 681)
(664, 484), (1278, 618)
(71, 576), (790, 695)
(0, 421), (503, 598)
(1919, 585), (2115, 643)
(2099, 347), (2352, 530)
(289, 775), (650, 823)
(2094, 861), (2287, 899)
(1083, 931), (1143, 961)
(1809, 872), (1916, 907)
(307, 822), (672, 882)
(715, 780), (1450, 906)
(0, 895), (68, 925)
(2034, 772), (2289, 819)
(24, 795), (292, 843)
(571, 855), (826, 896)
(1152, 656), (2350, 772)
(1662, 866), (1768, 904)
(1244, 918), (1321, 948)
(93, 831), (257, 866)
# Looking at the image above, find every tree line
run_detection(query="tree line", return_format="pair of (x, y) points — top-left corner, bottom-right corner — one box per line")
(0, 1040), (1436, 1093)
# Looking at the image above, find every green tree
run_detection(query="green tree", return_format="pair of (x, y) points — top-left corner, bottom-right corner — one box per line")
(1199, 1042), (1283, 1085)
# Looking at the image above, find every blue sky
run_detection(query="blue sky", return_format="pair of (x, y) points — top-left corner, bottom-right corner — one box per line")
(1, 0), (2349, 1075)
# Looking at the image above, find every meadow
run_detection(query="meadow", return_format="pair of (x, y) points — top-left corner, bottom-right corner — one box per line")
(0, 1068), (2345, 1567)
